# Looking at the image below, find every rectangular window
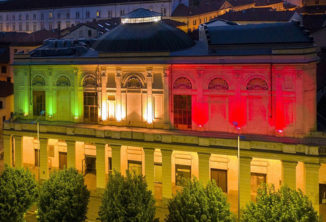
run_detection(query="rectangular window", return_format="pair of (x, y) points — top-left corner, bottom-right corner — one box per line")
(96, 10), (101, 18)
(33, 22), (37, 31)
(0, 101), (3, 109)
(173, 95), (192, 129)
(211, 169), (227, 192)
(19, 22), (22, 31)
(33, 91), (45, 116)
(1, 66), (6, 74)
(76, 11), (80, 19)
(0, 23), (2, 31)
(251, 173), (266, 194)
(49, 12), (53, 19)
(175, 164), (191, 186)
(18, 14), (22, 20)
(320, 184), (326, 204)
(26, 22), (29, 31)
(26, 14), (29, 20)
(108, 157), (112, 173)
(83, 92), (98, 122)
(33, 14), (36, 20)
(57, 13), (61, 19)
(12, 24), (15, 31)
(108, 10), (112, 18)
(193, 20), (196, 25)
(86, 11), (90, 18)
(120, 10), (125, 16)
(59, 152), (67, 170)
(128, 160), (142, 175)
(41, 14), (44, 20)
(66, 12), (70, 19)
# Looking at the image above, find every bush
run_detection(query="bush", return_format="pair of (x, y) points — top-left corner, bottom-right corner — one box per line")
(98, 171), (156, 222)
(241, 185), (319, 222)
(166, 179), (234, 222)
(0, 166), (38, 222)
(37, 168), (90, 222)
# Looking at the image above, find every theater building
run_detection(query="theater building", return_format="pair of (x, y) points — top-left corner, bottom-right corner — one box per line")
(3, 9), (326, 216)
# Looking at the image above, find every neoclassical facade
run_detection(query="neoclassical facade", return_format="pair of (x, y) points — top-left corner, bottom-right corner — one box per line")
(3, 10), (326, 217)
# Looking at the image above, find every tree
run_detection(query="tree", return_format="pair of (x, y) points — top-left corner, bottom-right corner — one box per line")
(241, 185), (319, 222)
(0, 166), (38, 222)
(166, 179), (234, 222)
(98, 171), (156, 222)
(37, 168), (90, 222)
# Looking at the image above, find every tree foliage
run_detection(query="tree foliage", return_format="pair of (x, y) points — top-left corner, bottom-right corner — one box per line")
(166, 179), (234, 222)
(0, 166), (38, 222)
(241, 185), (319, 222)
(98, 171), (156, 222)
(37, 168), (90, 222)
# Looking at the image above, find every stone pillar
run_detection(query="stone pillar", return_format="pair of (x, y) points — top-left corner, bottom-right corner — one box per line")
(198, 152), (211, 186)
(39, 138), (49, 180)
(3, 134), (12, 167)
(239, 156), (252, 210)
(146, 69), (153, 124)
(101, 69), (108, 121)
(144, 147), (155, 192)
(96, 143), (106, 189)
(111, 145), (121, 172)
(161, 149), (173, 199)
(304, 162), (320, 213)
(282, 160), (297, 189)
(115, 69), (122, 121)
(66, 140), (76, 169)
(163, 68), (170, 125)
(14, 136), (23, 168)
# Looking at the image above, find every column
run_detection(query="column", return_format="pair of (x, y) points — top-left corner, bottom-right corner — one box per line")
(163, 68), (170, 125)
(239, 156), (252, 210)
(161, 149), (173, 199)
(115, 69), (122, 121)
(101, 69), (108, 121)
(198, 152), (211, 186)
(66, 140), (76, 169)
(3, 134), (12, 167)
(144, 148), (155, 192)
(14, 136), (23, 168)
(111, 145), (121, 172)
(304, 162), (320, 213)
(282, 160), (297, 190)
(39, 138), (49, 180)
(96, 143), (106, 189)
(146, 69), (153, 124)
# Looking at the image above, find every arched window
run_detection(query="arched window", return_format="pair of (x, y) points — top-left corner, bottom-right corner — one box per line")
(56, 76), (71, 87)
(125, 76), (142, 89)
(83, 75), (97, 87)
(32, 75), (45, 86)
(247, 78), (268, 90)
(173, 77), (192, 89)
(208, 78), (229, 90)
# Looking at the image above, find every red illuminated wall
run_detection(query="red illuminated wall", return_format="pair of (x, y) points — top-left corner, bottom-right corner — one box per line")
(170, 63), (316, 138)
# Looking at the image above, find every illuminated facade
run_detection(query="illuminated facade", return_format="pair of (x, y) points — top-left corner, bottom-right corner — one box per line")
(3, 9), (326, 217)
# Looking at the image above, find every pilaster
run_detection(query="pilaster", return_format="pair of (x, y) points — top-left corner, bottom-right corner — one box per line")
(3, 134), (12, 167)
(198, 152), (211, 186)
(111, 144), (121, 172)
(144, 147), (155, 192)
(282, 160), (297, 189)
(14, 136), (23, 168)
(239, 156), (252, 210)
(66, 140), (76, 169)
(304, 162), (320, 213)
(39, 138), (49, 180)
(96, 143), (106, 189)
(161, 149), (173, 199)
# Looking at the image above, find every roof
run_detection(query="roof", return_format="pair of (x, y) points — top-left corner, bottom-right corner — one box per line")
(254, 0), (282, 6)
(0, 0), (160, 11)
(217, 8), (297, 22)
(0, 81), (13, 97)
(122, 8), (161, 18)
(92, 21), (194, 53)
(302, 14), (326, 32)
(0, 30), (59, 46)
(206, 22), (312, 45)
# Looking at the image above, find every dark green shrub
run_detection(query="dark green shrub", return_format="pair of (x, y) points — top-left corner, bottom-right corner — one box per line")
(98, 171), (156, 222)
(37, 168), (90, 222)
(166, 179), (234, 222)
(241, 185), (319, 222)
(0, 166), (38, 222)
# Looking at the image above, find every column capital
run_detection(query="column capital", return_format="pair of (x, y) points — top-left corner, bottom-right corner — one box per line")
(197, 152), (211, 159)
(161, 149), (173, 156)
(65, 140), (76, 146)
(39, 138), (48, 144)
(143, 147), (155, 153)
(282, 160), (298, 167)
(110, 144), (121, 149)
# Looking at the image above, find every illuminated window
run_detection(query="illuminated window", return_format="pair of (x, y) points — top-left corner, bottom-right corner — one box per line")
(49, 12), (53, 19)
(83, 92), (98, 123)
(174, 95), (192, 129)
(208, 78), (229, 90)
(96, 10), (101, 18)
(173, 77), (192, 89)
(251, 173), (266, 194)
(175, 164), (191, 186)
(247, 78), (268, 90)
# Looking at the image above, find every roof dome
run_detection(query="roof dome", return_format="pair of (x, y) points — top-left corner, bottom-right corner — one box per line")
(92, 8), (194, 53)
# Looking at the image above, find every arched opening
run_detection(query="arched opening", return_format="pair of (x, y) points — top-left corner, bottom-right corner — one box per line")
(247, 78), (268, 90)
(208, 78), (229, 90)
(173, 77), (192, 89)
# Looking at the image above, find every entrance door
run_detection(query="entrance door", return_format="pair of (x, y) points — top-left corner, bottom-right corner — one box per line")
(33, 91), (45, 116)
(59, 152), (67, 170)
(84, 92), (98, 123)
(173, 95), (192, 129)
(57, 90), (71, 121)
(211, 169), (227, 192)
(85, 155), (96, 174)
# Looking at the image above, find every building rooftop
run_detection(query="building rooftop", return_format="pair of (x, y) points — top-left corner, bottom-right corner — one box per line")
(0, 0), (159, 11)
(0, 30), (59, 46)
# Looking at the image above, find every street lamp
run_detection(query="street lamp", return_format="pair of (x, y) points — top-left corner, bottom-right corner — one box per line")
(232, 121), (241, 221)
